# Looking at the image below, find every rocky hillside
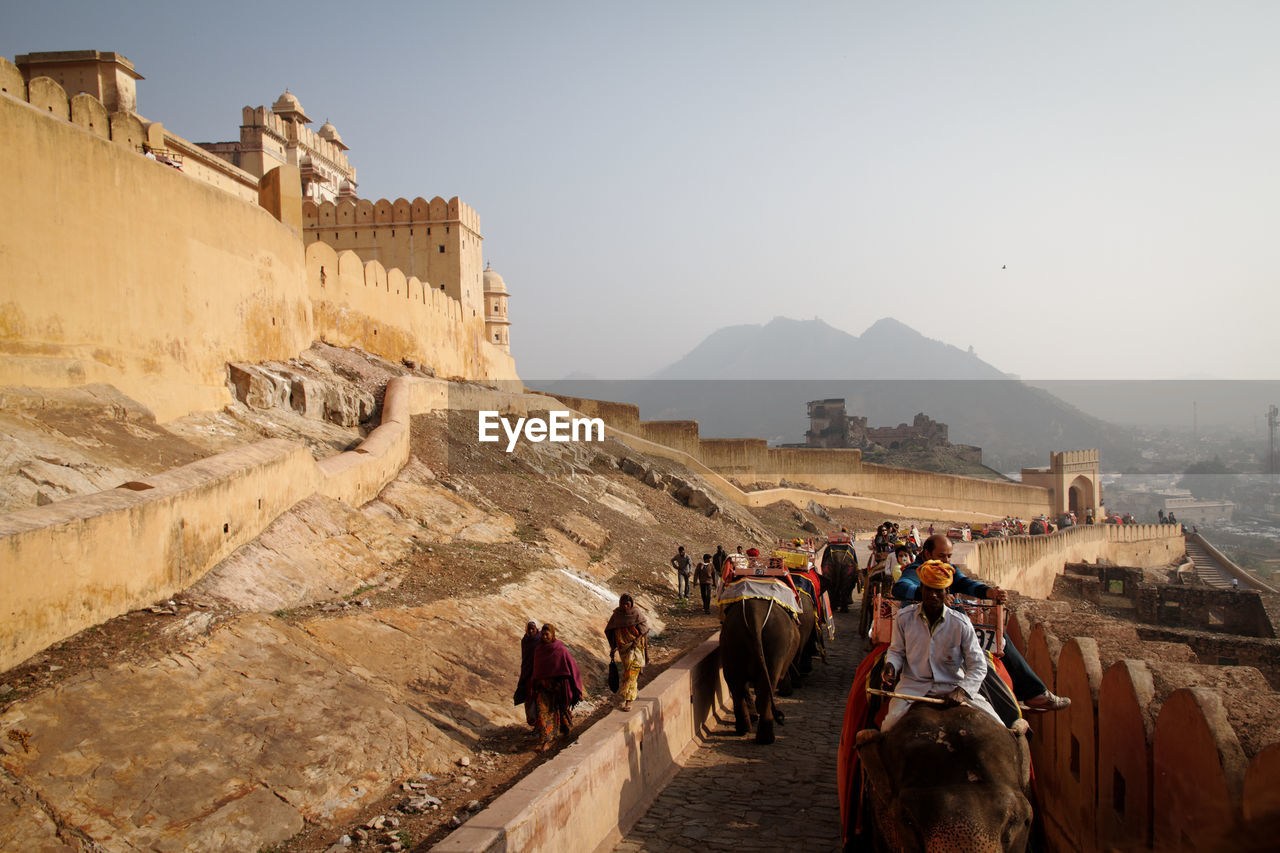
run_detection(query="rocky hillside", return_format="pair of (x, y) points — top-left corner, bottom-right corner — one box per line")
(0, 351), (846, 853)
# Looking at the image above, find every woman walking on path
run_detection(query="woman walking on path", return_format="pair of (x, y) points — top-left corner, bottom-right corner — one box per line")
(512, 619), (540, 730)
(530, 623), (584, 751)
(605, 594), (650, 711)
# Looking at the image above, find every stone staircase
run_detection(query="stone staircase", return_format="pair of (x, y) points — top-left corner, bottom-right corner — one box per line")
(1186, 538), (1242, 590)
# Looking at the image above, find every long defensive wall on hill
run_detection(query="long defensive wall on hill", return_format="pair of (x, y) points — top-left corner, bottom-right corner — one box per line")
(545, 393), (1106, 523)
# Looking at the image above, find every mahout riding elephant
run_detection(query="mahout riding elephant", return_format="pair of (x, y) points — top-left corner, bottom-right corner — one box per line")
(778, 583), (817, 694)
(855, 705), (1033, 852)
(719, 597), (801, 745)
(821, 543), (860, 612)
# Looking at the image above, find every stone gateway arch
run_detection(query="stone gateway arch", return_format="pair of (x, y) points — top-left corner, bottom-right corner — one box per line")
(1021, 449), (1103, 521)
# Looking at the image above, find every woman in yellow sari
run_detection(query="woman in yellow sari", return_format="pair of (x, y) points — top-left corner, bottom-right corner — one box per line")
(605, 593), (649, 711)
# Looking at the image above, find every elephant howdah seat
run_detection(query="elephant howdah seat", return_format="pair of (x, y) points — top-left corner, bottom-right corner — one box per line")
(717, 577), (801, 620)
(869, 593), (1005, 657)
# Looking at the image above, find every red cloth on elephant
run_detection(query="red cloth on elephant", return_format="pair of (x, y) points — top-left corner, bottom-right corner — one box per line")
(838, 642), (890, 846)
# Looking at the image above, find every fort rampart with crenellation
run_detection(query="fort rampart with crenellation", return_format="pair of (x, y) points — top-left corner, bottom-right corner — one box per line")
(0, 59), (516, 424)
(303, 196), (486, 313)
(546, 394), (1053, 520)
(0, 59), (516, 669)
(1011, 593), (1280, 851)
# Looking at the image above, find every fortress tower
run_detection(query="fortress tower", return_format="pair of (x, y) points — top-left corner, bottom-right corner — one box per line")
(15, 50), (142, 113)
(483, 264), (511, 352)
(302, 196), (490, 319)
(198, 90), (357, 203)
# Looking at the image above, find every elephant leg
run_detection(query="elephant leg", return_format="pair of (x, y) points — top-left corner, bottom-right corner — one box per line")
(755, 688), (776, 745)
(778, 667), (795, 695)
(725, 680), (751, 734)
(798, 638), (815, 674)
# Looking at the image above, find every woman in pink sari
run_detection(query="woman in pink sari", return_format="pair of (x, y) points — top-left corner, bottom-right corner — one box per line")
(605, 594), (650, 711)
(530, 623), (584, 751)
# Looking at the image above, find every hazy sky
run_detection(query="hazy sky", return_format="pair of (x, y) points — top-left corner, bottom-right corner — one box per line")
(7, 2), (1278, 381)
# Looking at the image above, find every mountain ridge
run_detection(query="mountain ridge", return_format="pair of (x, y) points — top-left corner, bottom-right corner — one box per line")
(652, 316), (1010, 381)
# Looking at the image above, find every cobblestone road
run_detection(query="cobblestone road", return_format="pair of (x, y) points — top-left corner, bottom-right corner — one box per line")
(614, 608), (867, 853)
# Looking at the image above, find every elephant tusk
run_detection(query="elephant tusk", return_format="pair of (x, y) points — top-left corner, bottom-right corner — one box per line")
(866, 687), (948, 705)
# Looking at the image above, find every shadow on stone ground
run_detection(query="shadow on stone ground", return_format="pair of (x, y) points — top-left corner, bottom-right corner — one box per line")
(615, 609), (868, 853)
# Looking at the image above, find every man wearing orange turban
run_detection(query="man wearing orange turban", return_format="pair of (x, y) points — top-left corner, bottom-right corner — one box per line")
(880, 560), (1003, 730)
(894, 534), (1070, 713)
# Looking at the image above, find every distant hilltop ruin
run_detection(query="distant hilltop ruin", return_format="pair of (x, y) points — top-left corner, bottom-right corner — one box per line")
(804, 398), (979, 458)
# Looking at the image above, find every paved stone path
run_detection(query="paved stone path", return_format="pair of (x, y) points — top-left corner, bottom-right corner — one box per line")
(614, 608), (867, 853)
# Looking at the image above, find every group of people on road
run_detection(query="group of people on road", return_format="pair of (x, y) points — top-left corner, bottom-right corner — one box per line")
(881, 533), (1070, 729)
(513, 592), (653, 750)
(515, 519), (1075, 754)
(673, 543), (751, 614)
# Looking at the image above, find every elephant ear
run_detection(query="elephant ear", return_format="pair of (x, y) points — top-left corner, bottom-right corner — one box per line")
(855, 729), (896, 800)
(1010, 718), (1032, 790)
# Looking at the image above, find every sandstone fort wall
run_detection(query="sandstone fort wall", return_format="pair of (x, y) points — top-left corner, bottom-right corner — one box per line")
(1012, 609), (1280, 851)
(0, 83), (314, 422)
(0, 71), (516, 424)
(304, 196), (485, 312)
(305, 242), (516, 383)
(967, 524), (1184, 599)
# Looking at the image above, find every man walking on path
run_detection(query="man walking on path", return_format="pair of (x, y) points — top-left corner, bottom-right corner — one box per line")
(693, 553), (715, 613)
(671, 545), (692, 598)
(711, 544), (728, 577)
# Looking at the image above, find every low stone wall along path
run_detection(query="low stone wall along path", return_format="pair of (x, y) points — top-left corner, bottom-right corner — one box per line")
(615, 609), (865, 853)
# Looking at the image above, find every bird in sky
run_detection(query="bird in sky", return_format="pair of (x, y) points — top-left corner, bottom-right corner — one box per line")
(1001, 265), (1007, 270)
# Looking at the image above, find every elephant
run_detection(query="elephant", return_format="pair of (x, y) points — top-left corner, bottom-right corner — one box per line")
(719, 596), (801, 744)
(821, 543), (861, 612)
(778, 581), (818, 693)
(854, 705), (1033, 852)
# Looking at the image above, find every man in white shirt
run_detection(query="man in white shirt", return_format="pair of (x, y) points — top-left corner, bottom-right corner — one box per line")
(880, 560), (1002, 731)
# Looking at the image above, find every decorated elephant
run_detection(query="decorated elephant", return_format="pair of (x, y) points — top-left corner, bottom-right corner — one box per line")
(821, 542), (861, 612)
(719, 596), (801, 744)
(778, 581), (817, 694)
(854, 705), (1033, 852)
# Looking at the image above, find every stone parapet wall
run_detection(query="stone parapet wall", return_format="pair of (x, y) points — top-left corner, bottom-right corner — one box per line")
(1012, 610), (1280, 851)
(304, 195), (480, 232)
(0, 77), (313, 422)
(432, 635), (726, 853)
(0, 440), (321, 672)
(968, 525), (1184, 598)
(0, 378), (551, 673)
